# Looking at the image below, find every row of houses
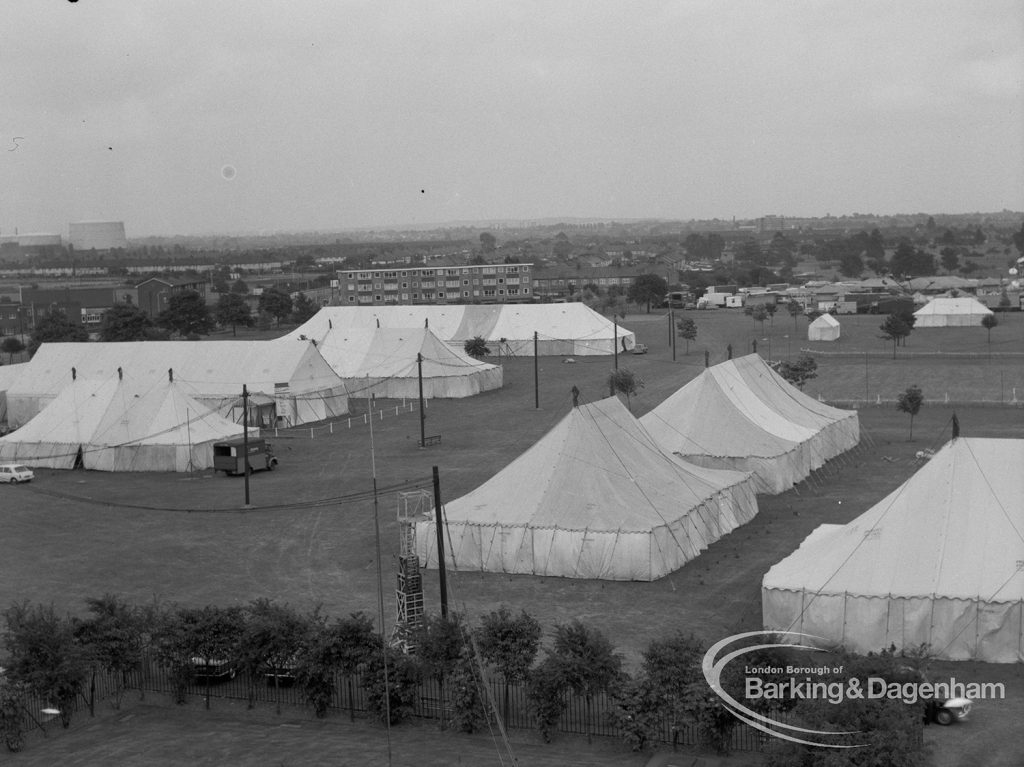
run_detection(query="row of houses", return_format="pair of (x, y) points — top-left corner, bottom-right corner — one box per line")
(0, 277), (207, 336)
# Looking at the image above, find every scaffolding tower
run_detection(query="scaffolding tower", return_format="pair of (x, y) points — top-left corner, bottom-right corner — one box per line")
(391, 490), (430, 652)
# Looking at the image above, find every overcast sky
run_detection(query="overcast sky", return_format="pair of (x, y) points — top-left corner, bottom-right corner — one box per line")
(2, 1), (1022, 237)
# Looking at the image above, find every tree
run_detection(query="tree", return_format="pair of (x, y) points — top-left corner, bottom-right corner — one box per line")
(607, 368), (644, 412)
(676, 317), (697, 354)
(940, 248), (960, 273)
(73, 594), (147, 711)
(27, 309), (88, 356)
(464, 336), (490, 359)
(765, 649), (929, 767)
(750, 304), (770, 335)
(290, 293), (319, 325)
(2, 601), (90, 728)
(156, 290), (214, 337)
(547, 620), (622, 744)
(362, 646), (421, 725)
(1013, 221), (1024, 256)
(479, 232), (496, 253)
(787, 300), (804, 333)
(773, 354), (818, 389)
(890, 241), (935, 278)
(293, 611), (378, 720)
(608, 677), (660, 753)
(640, 632), (705, 750)
(413, 612), (466, 730)
(153, 604), (244, 708)
(982, 313), (998, 351)
(475, 607), (541, 725)
(526, 655), (566, 743)
(1, 337), (25, 364)
(215, 293), (253, 336)
(552, 232), (573, 259)
(879, 313), (911, 358)
(230, 278), (249, 294)
(238, 599), (310, 715)
(897, 384), (924, 440)
(99, 304), (154, 342)
(258, 287), (293, 327)
(626, 274), (668, 313)
(839, 251), (864, 278)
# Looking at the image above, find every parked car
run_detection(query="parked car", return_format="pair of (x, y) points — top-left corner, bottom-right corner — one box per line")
(924, 696), (972, 726)
(0, 464), (34, 484)
(899, 666), (972, 725)
(632, 343), (649, 355)
(190, 657), (236, 682)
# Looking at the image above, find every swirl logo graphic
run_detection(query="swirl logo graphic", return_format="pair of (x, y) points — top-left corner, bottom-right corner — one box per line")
(701, 630), (865, 748)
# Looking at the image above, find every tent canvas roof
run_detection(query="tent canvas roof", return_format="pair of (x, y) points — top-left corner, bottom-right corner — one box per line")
(0, 375), (243, 467)
(764, 438), (1024, 602)
(418, 395), (759, 580)
(809, 313), (840, 328)
(289, 304), (636, 353)
(9, 340), (343, 400)
(276, 327), (496, 380)
(913, 297), (993, 317)
(441, 395), (754, 532)
(640, 357), (813, 459)
(724, 354), (855, 432)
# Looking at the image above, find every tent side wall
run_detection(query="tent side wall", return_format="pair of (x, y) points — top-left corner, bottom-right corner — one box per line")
(417, 477), (759, 581)
(0, 440), (79, 469)
(762, 587), (1024, 663)
(679, 451), (810, 495)
(87, 441), (219, 472)
(343, 366), (503, 400)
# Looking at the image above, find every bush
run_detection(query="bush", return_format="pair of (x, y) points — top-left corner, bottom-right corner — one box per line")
(527, 657), (566, 742)
(363, 648), (421, 725)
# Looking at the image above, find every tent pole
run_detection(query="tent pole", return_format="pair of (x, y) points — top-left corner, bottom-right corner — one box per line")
(418, 353), (426, 447)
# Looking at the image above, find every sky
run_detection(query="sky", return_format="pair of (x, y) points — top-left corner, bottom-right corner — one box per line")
(2, 1), (1022, 237)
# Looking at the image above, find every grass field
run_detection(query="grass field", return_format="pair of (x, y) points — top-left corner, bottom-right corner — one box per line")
(3, 309), (1024, 765)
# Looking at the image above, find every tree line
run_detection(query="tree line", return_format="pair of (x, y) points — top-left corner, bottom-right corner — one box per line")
(20, 287), (321, 358)
(2, 596), (930, 764)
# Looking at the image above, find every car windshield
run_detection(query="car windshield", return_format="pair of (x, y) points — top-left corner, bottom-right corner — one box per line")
(13, 466), (29, 473)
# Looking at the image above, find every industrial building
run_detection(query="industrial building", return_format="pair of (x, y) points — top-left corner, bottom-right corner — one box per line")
(68, 221), (128, 251)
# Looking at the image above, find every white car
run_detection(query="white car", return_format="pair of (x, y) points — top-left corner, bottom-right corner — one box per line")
(0, 464), (33, 484)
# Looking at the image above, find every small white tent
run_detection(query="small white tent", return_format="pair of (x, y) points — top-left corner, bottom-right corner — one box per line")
(290, 304), (637, 356)
(912, 297), (993, 327)
(763, 438), (1024, 662)
(640, 355), (858, 494)
(0, 374), (244, 471)
(416, 396), (758, 581)
(275, 327), (502, 398)
(807, 313), (840, 342)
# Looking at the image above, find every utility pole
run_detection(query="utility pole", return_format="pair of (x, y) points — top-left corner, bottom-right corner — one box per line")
(613, 319), (618, 370)
(432, 466), (448, 619)
(242, 384), (250, 507)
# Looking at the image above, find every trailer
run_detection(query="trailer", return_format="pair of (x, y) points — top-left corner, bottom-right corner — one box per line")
(213, 439), (278, 476)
